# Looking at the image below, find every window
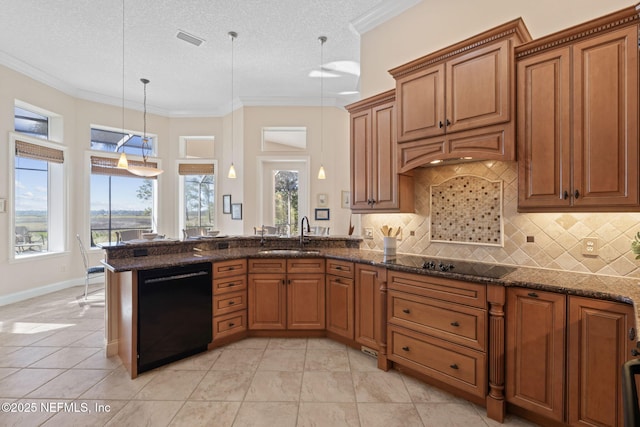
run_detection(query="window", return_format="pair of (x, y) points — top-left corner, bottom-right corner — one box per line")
(11, 134), (66, 258)
(274, 170), (299, 234)
(178, 162), (216, 235)
(14, 106), (48, 139)
(89, 126), (159, 246)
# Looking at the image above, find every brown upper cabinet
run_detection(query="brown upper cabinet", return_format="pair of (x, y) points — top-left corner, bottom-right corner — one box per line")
(516, 6), (639, 212)
(346, 90), (414, 213)
(389, 19), (531, 172)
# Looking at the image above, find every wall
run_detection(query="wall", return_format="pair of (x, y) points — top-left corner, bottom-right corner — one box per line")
(361, 162), (640, 278)
(360, 0), (636, 97)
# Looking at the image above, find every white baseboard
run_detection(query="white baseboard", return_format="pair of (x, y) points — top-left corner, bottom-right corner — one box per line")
(0, 276), (102, 306)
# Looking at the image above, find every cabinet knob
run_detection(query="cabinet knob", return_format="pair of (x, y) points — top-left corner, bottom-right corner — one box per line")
(439, 121), (444, 128)
(446, 119), (451, 126)
(629, 327), (636, 341)
(574, 189), (580, 199)
(450, 321), (460, 327)
(402, 346), (410, 352)
(632, 349), (639, 357)
(527, 292), (539, 298)
(402, 308), (411, 314)
(450, 363), (459, 370)
(229, 322), (235, 327)
(563, 190), (569, 200)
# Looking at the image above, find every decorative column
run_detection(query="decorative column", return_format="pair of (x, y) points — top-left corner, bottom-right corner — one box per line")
(487, 285), (506, 422)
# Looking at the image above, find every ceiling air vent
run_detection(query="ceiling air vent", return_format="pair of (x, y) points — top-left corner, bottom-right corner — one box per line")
(176, 30), (204, 47)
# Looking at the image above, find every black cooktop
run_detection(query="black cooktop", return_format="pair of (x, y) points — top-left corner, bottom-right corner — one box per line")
(381, 254), (515, 280)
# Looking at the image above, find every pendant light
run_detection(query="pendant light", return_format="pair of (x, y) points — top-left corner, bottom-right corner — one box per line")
(128, 78), (164, 177)
(117, 0), (129, 170)
(317, 36), (327, 180)
(227, 31), (238, 179)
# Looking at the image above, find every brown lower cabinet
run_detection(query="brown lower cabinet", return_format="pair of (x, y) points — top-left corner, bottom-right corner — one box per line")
(248, 258), (325, 330)
(212, 259), (248, 342)
(354, 263), (386, 350)
(326, 259), (355, 339)
(506, 287), (635, 426)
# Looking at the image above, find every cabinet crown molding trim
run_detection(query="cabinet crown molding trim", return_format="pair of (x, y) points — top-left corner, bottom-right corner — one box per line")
(388, 18), (531, 79)
(515, 4), (640, 59)
(345, 89), (395, 113)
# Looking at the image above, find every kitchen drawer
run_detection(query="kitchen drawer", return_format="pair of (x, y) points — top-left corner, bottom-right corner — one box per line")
(287, 258), (325, 274)
(213, 259), (247, 278)
(249, 258), (286, 273)
(213, 290), (247, 316)
(213, 274), (247, 295)
(326, 259), (355, 279)
(388, 270), (486, 309)
(213, 311), (247, 340)
(388, 290), (486, 351)
(388, 325), (486, 398)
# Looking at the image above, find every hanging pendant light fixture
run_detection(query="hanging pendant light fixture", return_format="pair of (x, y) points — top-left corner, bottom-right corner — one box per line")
(227, 31), (238, 179)
(317, 36), (327, 180)
(128, 78), (164, 177)
(117, 0), (129, 170)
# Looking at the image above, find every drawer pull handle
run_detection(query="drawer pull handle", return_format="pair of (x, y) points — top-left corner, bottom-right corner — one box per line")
(336, 266), (342, 270)
(402, 308), (411, 314)
(450, 363), (459, 370)
(228, 301), (235, 305)
(228, 322), (235, 327)
(402, 346), (410, 352)
(450, 321), (460, 327)
(228, 283), (236, 287)
(528, 292), (539, 298)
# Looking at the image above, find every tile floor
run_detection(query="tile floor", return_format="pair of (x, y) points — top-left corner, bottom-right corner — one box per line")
(0, 285), (539, 426)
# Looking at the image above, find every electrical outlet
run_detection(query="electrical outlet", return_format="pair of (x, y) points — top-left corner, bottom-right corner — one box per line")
(582, 237), (599, 256)
(363, 227), (373, 239)
(409, 230), (415, 237)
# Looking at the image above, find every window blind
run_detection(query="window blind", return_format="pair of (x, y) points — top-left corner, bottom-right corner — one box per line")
(15, 140), (64, 163)
(178, 163), (214, 175)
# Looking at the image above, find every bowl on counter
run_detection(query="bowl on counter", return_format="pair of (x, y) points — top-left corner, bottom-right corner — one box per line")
(142, 233), (158, 240)
(207, 230), (220, 237)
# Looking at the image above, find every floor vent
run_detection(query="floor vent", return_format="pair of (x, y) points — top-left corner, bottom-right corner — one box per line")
(361, 346), (378, 358)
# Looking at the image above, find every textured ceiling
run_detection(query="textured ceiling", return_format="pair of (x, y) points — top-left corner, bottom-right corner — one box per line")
(0, 0), (420, 117)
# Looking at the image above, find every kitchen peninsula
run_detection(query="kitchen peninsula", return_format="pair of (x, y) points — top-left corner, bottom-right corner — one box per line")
(102, 236), (640, 426)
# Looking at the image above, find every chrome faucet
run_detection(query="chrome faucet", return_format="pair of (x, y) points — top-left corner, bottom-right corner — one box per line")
(300, 216), (310, 248)
(260, 225), (266, 246)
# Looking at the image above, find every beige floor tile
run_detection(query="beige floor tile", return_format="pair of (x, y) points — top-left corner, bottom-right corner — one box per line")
(0, 367), (19, 381)
(352, 371), (412, 403)
(300, 371), (355, 402)
(346, 347), (378, 372)
(244, 371), (302, 402)
(190, 370), (254, 401)
(0, 398), (61, 427)
(67, 331), (105, 348)
(267, 338), (308, 349)
(415, 402), (487, 427)
(41, 399), (128, 426)
(0, 346), (61, 368)
(29, 347), (100, 369)
(31, 330), (95, 347)
(297, 402), (360, 427)
(27, 369), (111, 399)
(168, 401), (241, 427)
(134, 369), (206, 400)
(0, 368), (65, 398)
(233, 402), (298, 427)
(160, 348), (222, 371)
(304, 348), (350, 371)
(401, 374), (467, 403)
(258, 349), (306, 371)
(104, 400), (183, 427)
(224, 337), (269, 350)
(307, 338), (347, 350)
(81, 366), (157, 400)
(0, 330), (58, 346)
(210, 349), (264, 371)
(0, 347), (22, 356)
(357, 403), (424, 427)
(73, 351), (122, 370)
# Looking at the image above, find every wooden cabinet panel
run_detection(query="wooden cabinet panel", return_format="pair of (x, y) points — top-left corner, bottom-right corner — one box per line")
(248, 258), (286, 273)
(288, 274), (325, 329)
(326, 274), (354, 339)
(506, 288), (566, 422)
(213, 290), (247, 317)
(213, 258), (247, 278)
(287, 258), (324, 274)
(213, 311), (247, 339)
(326, 259), (355, 279)
(568, 297), (635, 427)
(389, 325), (487, 398)
(213, 274), (247, 295)
(248, 274), (286, 330)
(350, 109), (372, 210)
(355, 264), (386, 350)
(371, 100), (399, 210)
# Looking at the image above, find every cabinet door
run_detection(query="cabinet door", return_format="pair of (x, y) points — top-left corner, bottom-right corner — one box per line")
(517, 47), (571, 210)
(355, 264), (386, 350)
(447, 40), (510, 133)
(326, 274), (354, 339)
(350, 109), (372, 210)
(370, 100), (398, 209)
(568, 297), (635, 427)
(396, 63), (445, 142)
(506, 288), (566, 422)
(572, 26), (639, 208)
(248, 274), (286, 330)
(287, 274), (325, 329)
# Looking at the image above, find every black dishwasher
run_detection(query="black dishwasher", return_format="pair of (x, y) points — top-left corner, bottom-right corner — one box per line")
(137, 262), (212, 373)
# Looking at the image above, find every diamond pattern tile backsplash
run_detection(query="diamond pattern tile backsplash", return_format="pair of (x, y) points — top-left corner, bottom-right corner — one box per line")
(361, 160), (640, 278)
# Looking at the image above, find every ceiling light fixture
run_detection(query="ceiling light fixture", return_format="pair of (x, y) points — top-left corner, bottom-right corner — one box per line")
(128, 78), (164, 177)
(227, 31), (238, 179)
(176, 30), (205, 47)
(317, 35), (327, 180)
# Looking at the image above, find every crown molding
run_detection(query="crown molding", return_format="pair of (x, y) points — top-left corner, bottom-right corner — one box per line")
(350, 0), (423, 35)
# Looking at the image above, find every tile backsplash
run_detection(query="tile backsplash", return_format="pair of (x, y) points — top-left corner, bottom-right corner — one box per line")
(361, 161), (640, 278)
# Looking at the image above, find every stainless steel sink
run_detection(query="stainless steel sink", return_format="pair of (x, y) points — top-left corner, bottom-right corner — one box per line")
(258, 249), (320, 255)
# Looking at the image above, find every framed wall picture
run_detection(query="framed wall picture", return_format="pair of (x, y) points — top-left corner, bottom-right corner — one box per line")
(341, 190), (350, 209)
(317, 193), (328, 207)
(231, 203), (243, 220)
(222, 194), (232, 214)
(315, 208), (330, 221)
